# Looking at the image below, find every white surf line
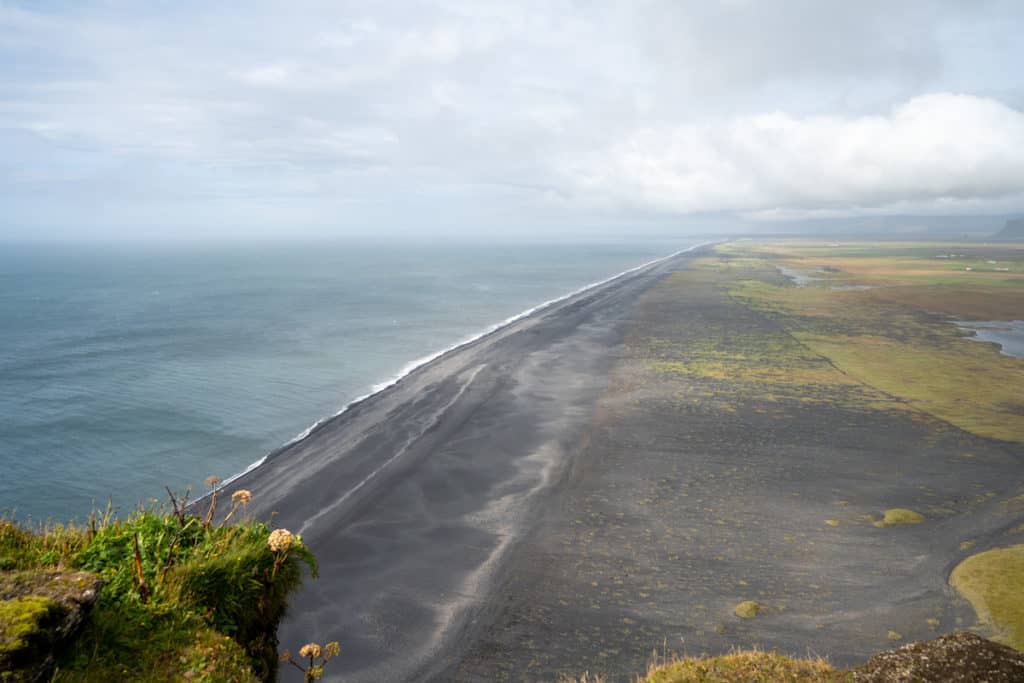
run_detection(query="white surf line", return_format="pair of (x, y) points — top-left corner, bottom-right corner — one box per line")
(297, 363), (488, 536)
(216, 241), (714, 495)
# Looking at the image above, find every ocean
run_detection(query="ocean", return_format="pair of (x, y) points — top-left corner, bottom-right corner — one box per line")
(0, 240), (686, 523)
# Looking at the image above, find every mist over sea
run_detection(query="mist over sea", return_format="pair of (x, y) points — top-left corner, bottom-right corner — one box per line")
(0, 240), (688, 522)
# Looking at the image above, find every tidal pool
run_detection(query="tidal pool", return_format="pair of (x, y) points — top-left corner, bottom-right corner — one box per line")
(956, 320), (1024, 359)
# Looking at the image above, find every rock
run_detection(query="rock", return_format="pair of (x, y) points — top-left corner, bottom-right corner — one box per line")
(852, 631), (1024, 682)
(0, 570), (102, 682)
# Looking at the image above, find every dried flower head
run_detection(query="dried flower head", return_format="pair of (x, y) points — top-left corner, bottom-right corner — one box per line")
(309, 665), (324, 680)
(279, 649), (293, 663)
(231, 489), (253, 505)
(324, 641), (341, 659)
(267, 528), (294, 553)
(205, 475), (222, 489)
(299, 643), (322, 659)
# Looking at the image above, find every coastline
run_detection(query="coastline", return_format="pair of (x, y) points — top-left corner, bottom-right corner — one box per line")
(211, 243), (710, 681)
(208, 239), (1023, 682)
(211, 241), (712, 496)
(81, 239), (1024, 681)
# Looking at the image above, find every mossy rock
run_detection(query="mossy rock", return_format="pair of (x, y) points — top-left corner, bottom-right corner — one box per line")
(0, 570), (101, 681)
(0, 595), (60, 653)
(872, 508), (924, 528)
(734, 600), (763, 619)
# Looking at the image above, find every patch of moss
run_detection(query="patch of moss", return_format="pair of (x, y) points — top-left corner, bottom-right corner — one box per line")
(872, 509), (925, 528)
(2, 503), (318, 681)
(0, 595), (59, 654)
(642, 649), (842, 682)
(733, 601), (762, 619)
(951, 544), (1024, 651)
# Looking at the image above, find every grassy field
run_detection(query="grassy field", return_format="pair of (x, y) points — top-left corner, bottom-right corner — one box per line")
(698, 240), (1024, 442)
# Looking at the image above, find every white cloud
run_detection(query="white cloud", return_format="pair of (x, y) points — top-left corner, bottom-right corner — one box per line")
(3, 2), (1024, 238)
(567, 93), (1024, 216)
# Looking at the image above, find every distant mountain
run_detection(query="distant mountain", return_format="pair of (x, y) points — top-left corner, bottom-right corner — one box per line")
(993, 217), (1024, 241)
(738, 213), (1010, 240)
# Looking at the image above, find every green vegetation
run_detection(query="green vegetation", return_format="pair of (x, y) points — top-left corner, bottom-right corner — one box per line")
(951, 544), (1024, 651)
(872, 509), (925, 528)
(636, 270), (896, 415)
(703, 241), (1024, 442)
(641, 649), (843, 682)
(0, 487), (321, 682)
(732, 600), (762, 619)
(0, 595), (59, 654)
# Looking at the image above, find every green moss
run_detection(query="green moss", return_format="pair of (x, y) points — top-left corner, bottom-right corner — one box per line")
(2, 503), (318, 681)
(951, 544), (1024, 651)
(642, 649), (842, 682)
(872, 509), (925, 528)
(733, 600), (762, 619)
(0, 595), (59, 653)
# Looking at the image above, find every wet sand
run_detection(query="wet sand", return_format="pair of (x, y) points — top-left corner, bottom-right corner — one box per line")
(215, 246), (1024, 682)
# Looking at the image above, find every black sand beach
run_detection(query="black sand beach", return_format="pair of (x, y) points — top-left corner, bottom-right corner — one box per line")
(215, 246), (1024, 682)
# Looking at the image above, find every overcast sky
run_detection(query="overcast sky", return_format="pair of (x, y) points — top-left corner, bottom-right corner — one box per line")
(3, 1), (1024, 241)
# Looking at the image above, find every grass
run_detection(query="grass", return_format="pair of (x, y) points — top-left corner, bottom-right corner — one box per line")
(733, 601), (762, 619)
(871, 509), (925, 528)
(562, 649), (848, 683)
(950, 544), (1024, 651)
(641, 649), (844, 682)
(636, 269), (896, 413)
(799, 333), (1024, 442)
(707, 241), (1024, 442)
(0, 488), (320, 682)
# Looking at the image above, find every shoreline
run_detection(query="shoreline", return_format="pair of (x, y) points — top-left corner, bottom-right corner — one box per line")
(210, 244), (709, 681)
(210, 241), (713, 497)
(114, 239), (1024, 681)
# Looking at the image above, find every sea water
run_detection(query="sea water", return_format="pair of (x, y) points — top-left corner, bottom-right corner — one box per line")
(0, 240), (686, 522)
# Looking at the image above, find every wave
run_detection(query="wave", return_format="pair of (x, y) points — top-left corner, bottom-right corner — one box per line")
(217, 242), (709, 491)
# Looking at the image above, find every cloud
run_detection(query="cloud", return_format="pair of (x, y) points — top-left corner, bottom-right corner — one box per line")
(567, 93), (1024, 216)
(2, 2), (1024, 238)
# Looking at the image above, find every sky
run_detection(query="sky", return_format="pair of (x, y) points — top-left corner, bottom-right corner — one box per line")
(2, 0), (1024, 241)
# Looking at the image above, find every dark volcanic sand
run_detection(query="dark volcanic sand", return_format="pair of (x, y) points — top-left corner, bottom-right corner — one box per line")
(216, 248), (1024, 682)
(213, 248), (698, 682)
